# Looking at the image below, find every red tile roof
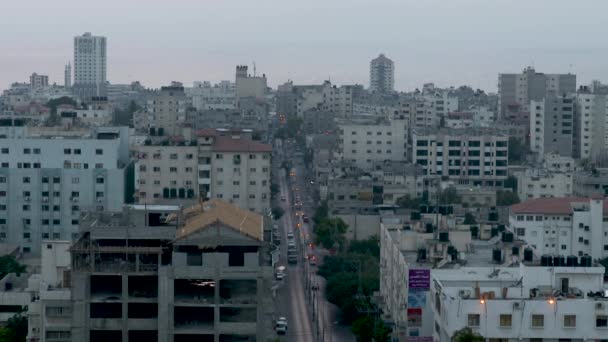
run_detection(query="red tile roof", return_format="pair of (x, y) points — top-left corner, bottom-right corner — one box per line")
(510, 197), (608, 215)
(196, 128), (218, 137)
(212, 135), (272, 153)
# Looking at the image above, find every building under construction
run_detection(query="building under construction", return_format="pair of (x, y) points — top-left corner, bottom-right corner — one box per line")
(70, 199), (274, 342)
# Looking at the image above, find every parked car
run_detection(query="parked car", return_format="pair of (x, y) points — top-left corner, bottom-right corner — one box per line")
(276, 317), (288, 334)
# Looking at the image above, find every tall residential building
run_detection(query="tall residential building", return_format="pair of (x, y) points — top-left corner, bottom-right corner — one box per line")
(186, 81), (236, 110)
(498, 67), (576, 118)
(508, 197), (608, 259)
(73, 32), (107, 99)
(276, 81), (353, 119)
(574, 92), (608, 160)
(530, 94), (575, 158)
(64, 63), (72, 88)
(135, 128), (271, 214)
(30, 73), (49, 89)
(70, 200), (274, 342)
(235, 65), (267, 109)
(145, 84), (189, 137)
(412, 128), (509, 187)
(0, 126), (130, 255)
(369, 54), (394, 93)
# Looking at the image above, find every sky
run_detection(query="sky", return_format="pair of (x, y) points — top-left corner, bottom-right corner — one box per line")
(2, 0), (608, 92)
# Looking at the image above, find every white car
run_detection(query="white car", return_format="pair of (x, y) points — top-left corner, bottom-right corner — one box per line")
(287, 232), (294, 239)
(275, 272), (285, 280)
(276, 317), (288, 334)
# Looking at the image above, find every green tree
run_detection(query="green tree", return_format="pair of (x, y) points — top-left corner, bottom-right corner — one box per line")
(438, 186), (461, 204)
(271, 207), (285, 220)
(348, 236), (380, 258)
(0, 312), (27, 342)
(270, 183), (280, 197)
(496, 190), (520, 206)
(312, 201), (329, 225)
(0, 256), (26, 279)
(314, 218), (347, 249)
(396, 195), (421, 209)
(453, 327), (484, 342)
(463, 212), (477, 225)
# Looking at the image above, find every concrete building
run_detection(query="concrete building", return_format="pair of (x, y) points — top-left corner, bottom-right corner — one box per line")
(187, 81), (236, 111)
(73, 32), (107, 99)
(145, 84), (189, 137)
(0, 126), (130, 254)
(530, 94), (575, 159)
(276, 81), (353, 119)
(30, 73), (49, 89)
(70, 200), (274, 342)
(515, 168), (573, 200)
(370, 54), (394, 93)
(574, 92), (608, 160)
(26, 240), (72, 342)
(413, 128), (509, 187)
(432, 265), (608, 341)
(574, 168), (608, 197)
(135, 129), (271, 214)
(337, 117), (408, 169)
(302, 108), (336, 134)
(508, 197), (608, 259)
(64, 63), (72, 88)
(235, 66), (266, 109)
(498, 67), (576, 118)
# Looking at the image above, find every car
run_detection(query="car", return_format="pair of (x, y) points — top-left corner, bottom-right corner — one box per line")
(309, 255), (317, 266)
(280, 195), (286, 201)
(287, 231), (294, 239)
(275, 272), (285, 280)
(276, 317), (288, 334)
(303, 216), (309, 223)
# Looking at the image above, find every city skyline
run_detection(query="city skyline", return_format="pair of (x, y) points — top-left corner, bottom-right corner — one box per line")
(2, 0), (608, 92)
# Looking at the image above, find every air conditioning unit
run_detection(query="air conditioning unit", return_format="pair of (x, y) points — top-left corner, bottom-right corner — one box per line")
(71, 197), (79, 203)
(513, 302), (522, 310)
(42, 197), (49, 202)
(459, 289), (471, 299)
(596, 302), (605, 310)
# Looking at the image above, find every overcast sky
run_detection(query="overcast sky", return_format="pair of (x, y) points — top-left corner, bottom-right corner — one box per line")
(2, 0), (608, 92)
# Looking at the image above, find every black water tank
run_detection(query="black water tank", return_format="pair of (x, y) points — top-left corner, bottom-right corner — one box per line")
(502, 232), (514, 243)
(4, 282), (12, 291)
(411, 212), (421, 220)
(425, 223), (434, 233)
(566, 255), (578, 267)
(493, 249), (502, 263)
(581, 255), (592, 267)
(498, 225), (506, 232)
(554, 255), (565, 267)
(512, 246), (520, 256)
(524, 248), (533, 262)
(491, 228), (498, 237)
(439, 232), (449, 242)
(540, 255), (550, 266)
(418, 248), (427, 260)
(470, 226), (479, 238)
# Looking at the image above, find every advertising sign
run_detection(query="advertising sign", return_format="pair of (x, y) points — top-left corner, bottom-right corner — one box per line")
(408, 269), (430, 290)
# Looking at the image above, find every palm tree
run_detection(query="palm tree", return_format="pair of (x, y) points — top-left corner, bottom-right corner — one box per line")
(452, 327), (484, 342)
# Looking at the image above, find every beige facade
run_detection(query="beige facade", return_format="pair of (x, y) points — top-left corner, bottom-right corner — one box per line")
(145, 85), (189, 136)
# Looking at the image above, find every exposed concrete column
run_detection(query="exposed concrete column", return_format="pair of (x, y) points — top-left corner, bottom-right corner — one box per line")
(158, 266), (172, 342)
(122, 274), (128, 342)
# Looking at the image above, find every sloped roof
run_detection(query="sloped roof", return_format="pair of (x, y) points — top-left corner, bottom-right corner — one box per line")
(510, 197), (608, 215)
(174, 199), (263, 242)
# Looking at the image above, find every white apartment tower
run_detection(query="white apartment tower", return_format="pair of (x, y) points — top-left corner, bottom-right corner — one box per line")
(29, 73), (49, 89)
(370, 54), (394, 93)
(574, 92), (608, 160)
(73, 32), (107, 99)
(64, 63), (72, 88)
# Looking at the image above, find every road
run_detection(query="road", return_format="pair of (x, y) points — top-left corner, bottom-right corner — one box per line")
(273, 140), (355, 342)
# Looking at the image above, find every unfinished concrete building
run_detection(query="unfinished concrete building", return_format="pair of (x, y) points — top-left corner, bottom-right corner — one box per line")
(70, 200), (274, 342)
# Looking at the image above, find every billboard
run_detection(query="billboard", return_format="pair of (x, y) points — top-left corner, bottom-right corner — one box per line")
(408, 269), (430, 290)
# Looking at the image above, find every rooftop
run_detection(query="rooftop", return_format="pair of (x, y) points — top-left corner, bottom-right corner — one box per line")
(212, 135), (271, 153)
(413, 127), (508, 138)
(510, 197), (608, 216)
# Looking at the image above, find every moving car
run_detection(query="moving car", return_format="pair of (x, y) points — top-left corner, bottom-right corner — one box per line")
(275, 271), (285, 280)
(287, 231), (294, 239)
(276, 317), (288, 334)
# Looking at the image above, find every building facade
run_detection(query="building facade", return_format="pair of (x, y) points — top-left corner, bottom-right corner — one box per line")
(574, 92), (608, 160)
(530, 94), (575, 159)
(30, 73), (49, 89)
(370, 54), (394, 93)
(412, 128), (509, 187)
(145, 85), (189, 137)
(0, 126), (129, 254)
(73, 32), (107, 99)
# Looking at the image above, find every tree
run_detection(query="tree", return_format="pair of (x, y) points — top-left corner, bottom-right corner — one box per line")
(312, 201), (329, 225)
(0, 312), (27, 342)
(496, 190), (520, 206)
(314, 218), (347, 249)
(271, 207), (285, 220)
(438, 186), (461, 204)
(270, 183), (280, 197)
(348, 236), (380, 258)
(463, 212), (477, 225)
(396, 195), (421, 209)
(0, 256), (26, 279)
(453, 327), (484, 342)
(508, 137), (528, 163)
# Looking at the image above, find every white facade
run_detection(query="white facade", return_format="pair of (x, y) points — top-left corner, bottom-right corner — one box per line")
(0, 127), (129, 254)
(515, 169), (573, 200)
(508, 197), (608, 259)
(235, 65), (267, 108)
(575, 93), (608, 160)
(370, 54), (394, 93)
(338, 118), (408, 169)
(73, 32), (107, 97)
(432, 265), (608, 341)
(145, 85), (189, 136)
(64, 63), (71, 88)
(187, 81), (236, 110)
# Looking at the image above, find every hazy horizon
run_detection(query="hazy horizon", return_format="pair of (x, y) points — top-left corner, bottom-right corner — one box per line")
(2, 0), (608, 92)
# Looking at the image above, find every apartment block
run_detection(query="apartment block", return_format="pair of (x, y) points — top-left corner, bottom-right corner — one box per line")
(508, 197), (608, 259)
(530, 94), (575, 159)
(135, 129), (271, 214)
(498, 67), (576, 118)
(412, 128), (509, 187)
(187, 81), (236, 111)
(30, 73), (49, 89)
(144, 84), (189, 137)
(574, 92), (608, 160)
(70, 200), (274, 342)
(73, 32), (107, 99)
(0, 126), (129, 254)
(337, 117), (408, 169)
(432, 265), (607, 341)
(370, 54), (394, 93)
(276, 81), (353, 119)
(235, 65), (266, 109)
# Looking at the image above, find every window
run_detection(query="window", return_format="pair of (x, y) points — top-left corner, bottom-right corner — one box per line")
(95, 149), (103, 155)
(22, 177), (31, 183)
(74, 149), (81, 155)
(24, 148), (31, 154)
(515, 228), (525, 236)
(22, 205), (30, 211)
(564, 315), (576, 328)
(597, 315), (608, 328)
(467, 314), (480, 327)
(96, 177), (104, 184)
(53, 177), (60, 184)
(95, 163), (103, 168)
(72, 177), (79, 184)
(170, 153), (178, 159)
(499, 314), (512, 327)
(64, 148), (71, 154)
(153, 167), (160, 172)
(1, 148), (8, 154)
(53, 219), (60, 225)
(216, 153), (223, 159)
(23, 233), (30, 239)
(531, 314), (544, 328)
(53, 233), (60, 239)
